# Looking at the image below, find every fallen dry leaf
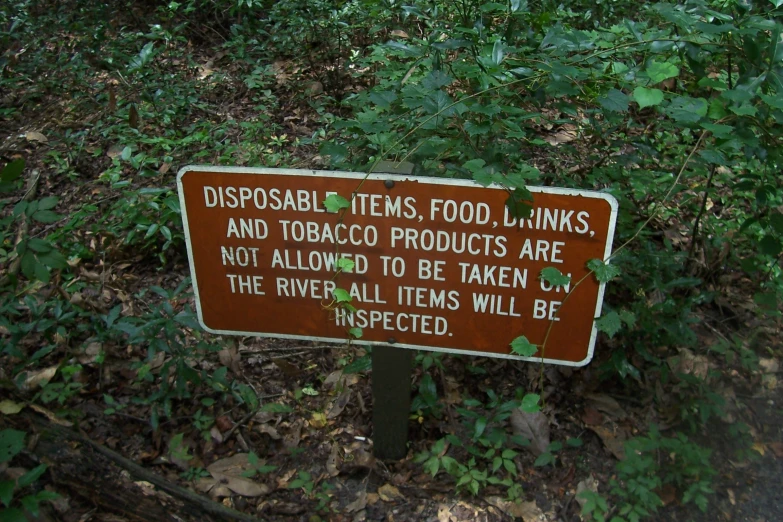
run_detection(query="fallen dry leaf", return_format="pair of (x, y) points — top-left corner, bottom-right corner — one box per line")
(326, 443), (341, 477)
(310, 411), (327, 429)
(759, 358), (779, 373)
(218, 342), (240, 373)
(585, 393), (627, 420)
(24, 366), (58, 391)
(25, 131), (48, 143)
(205, 453), (269, 497)
(391, 29), (409, 38)
(510, 408), (550, 455)
(575, 475), (599, 514)
(377, 483), (403, 502)
(487, 497), (546, 521)
(326, 388), (351, 419)
(0, 400), (25, 415)
(588, 425), (626, 460)
(30, 403), (73, 427)
(667, 348), (709, 380)
(210, 471), (269, 497)
(767, 441), (783, 458)
(346, 490), (367, 512)
(106, 144), (124, 158)
(256, 424), (281, 440)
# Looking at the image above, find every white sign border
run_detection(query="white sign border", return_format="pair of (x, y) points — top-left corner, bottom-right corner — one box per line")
(177, 165), (619, 367)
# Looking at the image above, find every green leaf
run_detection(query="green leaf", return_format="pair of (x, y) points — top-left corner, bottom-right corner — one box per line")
(596, 311), (622, 338)
(632, 87), (664, 108)
(27, 238), (52, 254)
(520, 393), (540, 413)
(422, 90), (455, 116)
(664, 96), (708, 123)
(729, 102), (757, 117)
(587, 258), (621, 282)
(423, 456), (440, 477)
(510, 336), (537, 357)
(700, 122), (734, 138)
(129, 42), (155, 72)
(320, 142), (348, 163)
(32, 210), (60, 224)
(348, 327), (363, 339)
(646, 61), (679, 83)
(618, 310), (636, 328)
(336, 257), (355, 273)
(323, 194), (350, 213)
(333, 288), (352, 303)
(540, 267), (571, 287)
(1, 507), (26, 522)
(534, 452), (555, 467)
(598, 89), (629, 113)
(473, 416), (488, 439)
(343, 354), (371, 374)
(760, 235), (782, 256)
(421, 70), (453, 90)
(491, 40), (505, 66)
(0, 159), (24, 184)
(505, 188), (533, 219)
(36, 196), (58, 211)
(260, 402), (293, 413)
(20, 252), (38, 280)
(0, 429), (26, 463)
(17, 464), (47, 488)
(769, 212), (783, 234)
(0, 479), (14, 507)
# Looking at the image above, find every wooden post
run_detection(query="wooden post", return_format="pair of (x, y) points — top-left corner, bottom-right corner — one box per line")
(372, 344), (413, 460)
(370, 160), (416, 460)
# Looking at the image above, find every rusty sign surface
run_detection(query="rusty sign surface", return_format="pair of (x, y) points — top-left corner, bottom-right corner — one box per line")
(177, 166), (618, 366)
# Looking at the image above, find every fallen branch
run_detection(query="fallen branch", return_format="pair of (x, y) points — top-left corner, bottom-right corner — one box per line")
(26, 412), (262, 522)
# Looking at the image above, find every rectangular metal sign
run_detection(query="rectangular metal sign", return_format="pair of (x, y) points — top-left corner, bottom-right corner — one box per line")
(177, 166), (618, 366)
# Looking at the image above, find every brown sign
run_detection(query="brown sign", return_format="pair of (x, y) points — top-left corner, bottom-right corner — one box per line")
(177, 167), (618, 366)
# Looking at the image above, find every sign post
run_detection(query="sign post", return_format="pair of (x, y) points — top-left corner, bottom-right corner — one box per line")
(177, 166), (618, 458)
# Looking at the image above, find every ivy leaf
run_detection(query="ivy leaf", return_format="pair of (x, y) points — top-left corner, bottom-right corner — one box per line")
(587, 258), (621, 282)
(333, 288), (352, 303)
(664, 96), (708, 123)
(421, 70), (453, 90)
(596, 311), (622, 338)
(336, 257), (355, 273)
(348, 327), (363, 339)
(540, 267), (571, 287)
(320, 142), (348, 164)
(505, 187), (534, 219)
(423, 90), (455, 117)
(323, 194), (350, 213)
(598, 89), (629, 113)
(618, 310), (636, 328)
(510, 336), (537, 357)
(646, 61), (679, 83)
(632, 87), (664, 108)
